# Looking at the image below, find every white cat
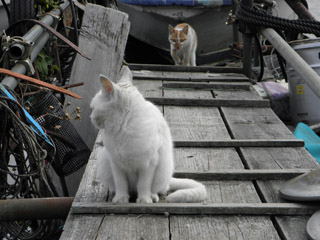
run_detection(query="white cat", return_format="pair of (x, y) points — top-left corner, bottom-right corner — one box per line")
(90, 66), (206, 204)
(168, 23), (197, 66)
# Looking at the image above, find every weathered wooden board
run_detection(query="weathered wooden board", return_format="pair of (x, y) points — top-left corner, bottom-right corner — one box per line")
(132, 70), (248, 82)
(129, 63), (243, 73)
(221, 107), (294, 139)
(173, 169), (312, 181)
(133, 80), (162, 97)
(165, 106), (230, 141)
(60, 214), (103, 240)
(174, 148), (244, 171)
(173, 139), (304, 148)
(164, 89), (214, 99)
(240, 147), (319, 170)
(214, 88), (262, 100)
(205, 180), (261, 203)
(221, 105), (319, 240)
(170, 216), (281, 240)
(72, 202), (319, 215)
(64, 4), (130, 150)
(96, 215), (170, 240)
(163, 82), (252, 90)
(275, 216), (311, 240)
(148, 97), (270, 107)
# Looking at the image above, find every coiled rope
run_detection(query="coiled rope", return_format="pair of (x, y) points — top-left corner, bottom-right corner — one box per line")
(237, 0), (320, 35)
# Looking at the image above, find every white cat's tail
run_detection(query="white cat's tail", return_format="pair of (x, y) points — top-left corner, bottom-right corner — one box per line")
(167, 178), (207, 203)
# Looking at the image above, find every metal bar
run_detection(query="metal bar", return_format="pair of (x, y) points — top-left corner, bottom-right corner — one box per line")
(23, 2), (70, 44)
(260, 28), (320, 99)
(0, 197), (74, 221)
(173, 139), (304, 148)
(72, 202), (319, 216)
(2, 32), (50, 89)
(1, 2), (70, 89)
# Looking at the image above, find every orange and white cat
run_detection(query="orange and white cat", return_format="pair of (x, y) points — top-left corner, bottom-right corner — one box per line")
(168, 23), (197, 66)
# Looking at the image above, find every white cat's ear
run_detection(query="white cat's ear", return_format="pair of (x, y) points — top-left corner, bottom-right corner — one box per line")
(118, 66), (133, 84)
(168, 24), (175, 34)
(99, 74), (114, 94)
(182, 25), (189, 35)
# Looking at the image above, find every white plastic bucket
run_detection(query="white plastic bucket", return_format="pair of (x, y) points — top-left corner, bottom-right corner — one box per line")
(288, 39), (320, 125)
(288, 65), (320, 125)
(290, 38), (320, 65)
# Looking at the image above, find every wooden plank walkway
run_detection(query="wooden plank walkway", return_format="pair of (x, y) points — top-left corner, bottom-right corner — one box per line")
(60, 64), (320, 240)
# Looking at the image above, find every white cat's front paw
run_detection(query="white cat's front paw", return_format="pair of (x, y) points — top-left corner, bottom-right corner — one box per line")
(151, 193), (159, 203)
(136, 196), (153, 204)
(112, 195), (129, 204)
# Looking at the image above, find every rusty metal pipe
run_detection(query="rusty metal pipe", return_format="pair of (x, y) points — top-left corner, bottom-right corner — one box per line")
(284, 0), (316, 21)
(0, 197), (74, 221)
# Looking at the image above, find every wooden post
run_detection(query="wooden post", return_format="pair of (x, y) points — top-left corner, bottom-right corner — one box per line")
(64, 4), (130, 150)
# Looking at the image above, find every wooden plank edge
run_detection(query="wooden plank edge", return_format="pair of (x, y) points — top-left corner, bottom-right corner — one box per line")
(162, 82), (251, 91)
(133, 75), (249, 82)
(128, 63), (244, 73)
(173, 139), (305, 148)
(146, 97), (270, 108)
(173, 169), (313, 180)
(71, 202), (319, 216)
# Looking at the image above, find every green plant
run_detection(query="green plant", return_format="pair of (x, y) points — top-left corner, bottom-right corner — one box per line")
(35, 0), (61, 13)
(35, 50), (60, 81)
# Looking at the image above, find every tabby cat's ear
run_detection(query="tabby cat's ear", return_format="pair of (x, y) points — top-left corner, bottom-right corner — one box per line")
(182, 25), (189, 35)
(168, 24), (175, 34)
(99, 74), (114, 94)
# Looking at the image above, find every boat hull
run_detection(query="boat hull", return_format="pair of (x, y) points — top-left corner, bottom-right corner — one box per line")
(118, 1), (233, 64)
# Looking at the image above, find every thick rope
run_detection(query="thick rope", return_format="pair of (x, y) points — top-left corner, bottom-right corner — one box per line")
(237, 1), (320, 35)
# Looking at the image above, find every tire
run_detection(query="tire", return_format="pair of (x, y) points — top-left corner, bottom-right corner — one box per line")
(9, 0), (35, 35)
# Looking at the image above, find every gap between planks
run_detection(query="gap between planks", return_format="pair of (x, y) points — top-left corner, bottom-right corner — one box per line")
(72, 202), (319, 216)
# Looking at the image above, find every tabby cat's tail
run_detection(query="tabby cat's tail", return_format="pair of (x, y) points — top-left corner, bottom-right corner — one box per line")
(167, 178), (207, 203)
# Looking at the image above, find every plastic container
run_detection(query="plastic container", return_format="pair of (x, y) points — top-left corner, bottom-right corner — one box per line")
(288, 38), (320, 125)
(290, 38), (320, 66)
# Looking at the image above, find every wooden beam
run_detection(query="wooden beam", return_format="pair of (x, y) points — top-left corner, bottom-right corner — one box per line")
(173, 139), (304, 148)
(162, 82), (251, 91)
(133, 75), (249, 82)
(129, 63), (243, 73)
(173, 169), (312, 180)
(146, 97), (270, 108)
(72, 202), (319, 216)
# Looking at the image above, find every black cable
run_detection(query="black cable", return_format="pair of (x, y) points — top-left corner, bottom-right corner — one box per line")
(254, 34), (264, 82)
(275, 50), (288, 82)
(68, 0), (79, 45)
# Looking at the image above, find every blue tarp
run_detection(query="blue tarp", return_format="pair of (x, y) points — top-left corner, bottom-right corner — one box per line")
(119, 0), (232, 6)
(294, 122), (320, 163)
